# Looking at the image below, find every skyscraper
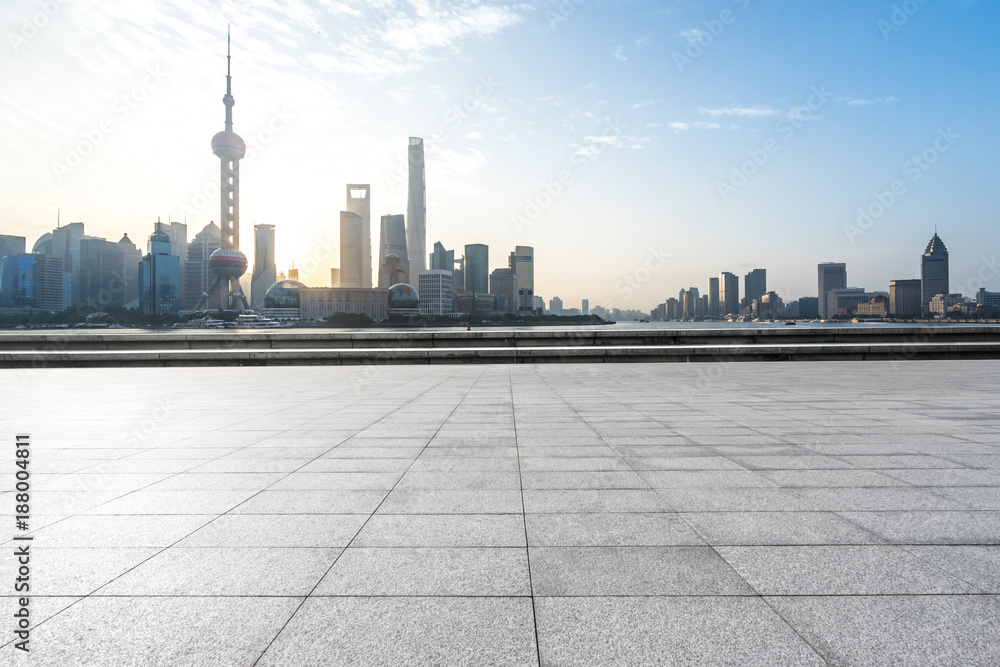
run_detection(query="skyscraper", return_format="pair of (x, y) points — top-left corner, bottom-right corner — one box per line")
(509, 246), (534, 314)
(340, 211), (364, 288)
(489, 267), (517, 314)
(719, 272), (739, 316)
(196, 29), (249, 311)
(50, 221), (83, 309)
(817, 262), (847, 319)
(921, 230), (949, 311)
(378, 214), (408, 288)
(743, 269), (766, 309)
(346, 184), (372, 288)
(0, 235), (26, 260)
(708, 276), (720, 317)
(251, 223), (276, 309)
(79, 236), (126, 310)
(890, 279), (922, 317)
(406, 137), (426, 286)
(430, 242), (454, 273)
(184, 221), (222, 310)
(139, 225), (181, 315)
(418, 270), (454, 315)
(464, 243), (489, 294)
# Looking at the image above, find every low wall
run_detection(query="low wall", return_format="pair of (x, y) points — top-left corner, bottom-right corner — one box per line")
(2, 326), (1000, 367)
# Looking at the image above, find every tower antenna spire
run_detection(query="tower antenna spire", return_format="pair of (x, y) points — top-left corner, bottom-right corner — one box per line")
(224, 24), (234, 132)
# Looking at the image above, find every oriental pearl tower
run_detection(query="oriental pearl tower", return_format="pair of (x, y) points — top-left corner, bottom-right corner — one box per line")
(195, 28), (250, 311)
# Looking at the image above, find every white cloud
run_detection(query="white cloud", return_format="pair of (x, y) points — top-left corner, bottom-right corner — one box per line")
(465, 131), (482, 139)
(697, 106), (780, 118)
(680, 29), (707, 43)
(668, 121), (721, 133)
(629, 99), (660, 110)
(613, 46), (627, 61)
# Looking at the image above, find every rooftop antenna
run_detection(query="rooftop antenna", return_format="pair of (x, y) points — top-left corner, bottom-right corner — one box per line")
(57, 208), (60, 228)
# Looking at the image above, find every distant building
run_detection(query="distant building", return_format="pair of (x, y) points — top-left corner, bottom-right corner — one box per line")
(418, 270), (454, 315)
(378, 214), (408, 288)
(889, 279), (922, 318)
(430, 242), (454, 273)
(921, 231), (949, 312)
(581, 299), (589, 315)
(666, 297), (679, 320)
(797, 297), (819, 318)
(299, 287), (389, 322)
(509, 246), (534, 315)
(378, 255), (406, 288)
(458, 292), (497, 315)
(856, 295), (890, 318)
(708, 276), (720, 317)
(0, 234), (26, 260)
(929, 293), (964, 315)
(743, 269), (766, 309)
(0, 253), (64, 310)
(548, 295), (563, 315)
(976, 288), (1000, 309)
(489, 268), (518, 314)
(340, 211), (364, 288)
(818, 262), (847, 319)
(652, 303), (666, 321)
(330, 268), (340, 287)
(251, 223), (276, 309)
(719, 272), (739, 316)
(464, 243), (489, 294)
(679, 287), (700, 317)
(139, 226), (181, 315)
(406, 137), (426, 286)
(827, 287), (885, 317)
(78, 236), (126, 310)
(183, 222), (222, 310)
(117, 234), (141, 308)
(345, 185), (372, 288)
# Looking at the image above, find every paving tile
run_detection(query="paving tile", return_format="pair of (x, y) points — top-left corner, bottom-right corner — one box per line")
(353, 514), (526, 547)
(525, 513), (705, 546)
(257, 597), (537, 667)
(682, 512), (883, 546)
(267, 471), (402, 490)
(529, 546), (753, 595)
(100, 547), (341, 595)
(394, 470), (522, 489)
(521, 471), (648, 489)
(179, 514), (369, 547)
(767, 595), (1000, 667)
(378, 489), (523, 514)
(315, 547), (530, 596)
(656, 487), (820, 512)
(718, 545), (976, 595)
(904, 546), (1000, 592)
(522, 489), (672, 513)
(230, 490), (387, 514)
(638, 470), (776, 488)
(840, 510), (1000, 544)
(535, 597), (826, 666)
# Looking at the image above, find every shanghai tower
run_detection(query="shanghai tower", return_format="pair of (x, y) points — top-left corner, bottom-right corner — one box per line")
(406, 137), (426, 286)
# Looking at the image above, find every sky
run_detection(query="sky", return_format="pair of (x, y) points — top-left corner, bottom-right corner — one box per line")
(1, 0), (998, 312)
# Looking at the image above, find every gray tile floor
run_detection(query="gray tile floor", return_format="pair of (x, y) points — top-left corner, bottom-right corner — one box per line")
(2, 360), (1000, 665)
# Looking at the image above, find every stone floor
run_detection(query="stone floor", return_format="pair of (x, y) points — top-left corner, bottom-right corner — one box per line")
(2, 360), (1000, 666)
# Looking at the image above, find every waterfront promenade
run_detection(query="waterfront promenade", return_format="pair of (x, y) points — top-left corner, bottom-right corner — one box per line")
(3, 361), (999, 665)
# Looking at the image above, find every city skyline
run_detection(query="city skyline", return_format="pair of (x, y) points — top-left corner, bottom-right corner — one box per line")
(1, 1), (998, 311)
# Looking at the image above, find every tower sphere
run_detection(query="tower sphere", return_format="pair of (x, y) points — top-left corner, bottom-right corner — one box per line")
(212, 130), (246, 160)
(209, 247), (248, 278)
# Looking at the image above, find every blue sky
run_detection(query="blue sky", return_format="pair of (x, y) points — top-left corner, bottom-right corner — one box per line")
(1, 0), (997, 311)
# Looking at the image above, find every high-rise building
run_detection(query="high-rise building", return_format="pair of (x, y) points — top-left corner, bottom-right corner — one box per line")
(489, 267), (518, 314)
(817, 262), (847, 319)
(582, 299), (589, 315)
(251, 223), (276, 309)
(340, 211), (364, 288)
(0, 234), (26, 260)
(453, 256), (465, 294)
(708, 276), (720, 316)
(430, 242), (454, 273)
(549, 296), (563, 315)
(49, 221), (84, 309)
(78, 236), (126, 310)
(719, 272), (739, 316)
(509, 246), (534, 315)
(346, 184), (372, 288)
(183, 222), (222, 310)
(117, 234), (141, 307)
(330, 268), (340, 287)
(921, 230), (949, 312)
(406, 137), (426, 285)
(418, 270), (454, 315)
(827, 287), (879, 318)
(743, 269), (766, 309)
(0, 254), (65, 310)
(378, 214), (408, 288)
(890, 279), (922, 318)
(680, 287), (700, 318)
(196, 30), (250, 311)
(797, 297), (819, 318)
(139, 226), (181, 315)
(464, 243), (489, 294)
